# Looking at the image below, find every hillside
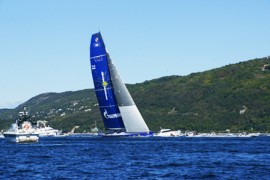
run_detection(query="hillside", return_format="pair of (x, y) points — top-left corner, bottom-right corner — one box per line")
(1, 57), (270, 133)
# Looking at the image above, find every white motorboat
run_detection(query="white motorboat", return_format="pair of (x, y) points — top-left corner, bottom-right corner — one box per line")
(192, 132), (220, 137)
(3, 106), (39, 143)
(156, 128), (183, 137)
(4, 122), (39, 143)
(35, 120), (62, 137)
(237, 132), (260, 137)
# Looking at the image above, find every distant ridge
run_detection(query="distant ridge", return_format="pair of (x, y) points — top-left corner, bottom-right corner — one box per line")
(1, 57), (270, 132)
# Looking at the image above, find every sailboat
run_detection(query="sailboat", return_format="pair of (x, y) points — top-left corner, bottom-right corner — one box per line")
(90, 32), (153, 137)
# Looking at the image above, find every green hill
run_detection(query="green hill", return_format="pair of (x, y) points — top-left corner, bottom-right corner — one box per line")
(1, 57), (270, 133)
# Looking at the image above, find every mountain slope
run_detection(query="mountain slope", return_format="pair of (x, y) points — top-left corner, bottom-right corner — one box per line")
(1, 57), (270, 132)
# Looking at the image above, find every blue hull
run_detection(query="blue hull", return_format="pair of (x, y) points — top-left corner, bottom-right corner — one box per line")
(100, 132), (154, 137)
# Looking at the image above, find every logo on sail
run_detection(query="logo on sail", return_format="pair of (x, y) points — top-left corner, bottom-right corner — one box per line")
(103, 109), (121, 119)
(93, 37), (101, 47)
(101, 71), (108, 100)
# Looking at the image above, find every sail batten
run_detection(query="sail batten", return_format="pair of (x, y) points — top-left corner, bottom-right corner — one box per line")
(90, 54), (107, 60)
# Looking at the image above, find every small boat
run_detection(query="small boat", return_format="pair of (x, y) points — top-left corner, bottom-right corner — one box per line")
(155, 128), (183, 137)
(3, 106), (39, 143)
(35, 120), (62, 137)
(90, 32), (153, 137)
(65, 126), (98, 137)
(237, 132), (260, 137)
(185, 131), (199, 137)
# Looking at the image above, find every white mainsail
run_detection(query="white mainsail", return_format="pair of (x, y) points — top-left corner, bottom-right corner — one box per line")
(107, 54), (150, 133)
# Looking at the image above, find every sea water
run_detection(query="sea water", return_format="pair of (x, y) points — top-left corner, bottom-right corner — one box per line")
(0, 136), (270, 179)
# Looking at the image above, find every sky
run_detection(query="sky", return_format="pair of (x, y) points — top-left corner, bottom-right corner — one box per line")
(0, 0), (270, 109)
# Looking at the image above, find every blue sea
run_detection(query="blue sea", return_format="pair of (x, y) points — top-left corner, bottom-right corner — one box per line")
(1, 136), (270, 179)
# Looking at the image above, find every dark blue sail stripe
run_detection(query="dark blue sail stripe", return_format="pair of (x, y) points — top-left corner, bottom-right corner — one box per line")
(90, 32), (125, 130)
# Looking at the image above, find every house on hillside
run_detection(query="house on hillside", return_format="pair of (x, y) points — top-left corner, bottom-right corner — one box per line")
(261, 64), (270, 71)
